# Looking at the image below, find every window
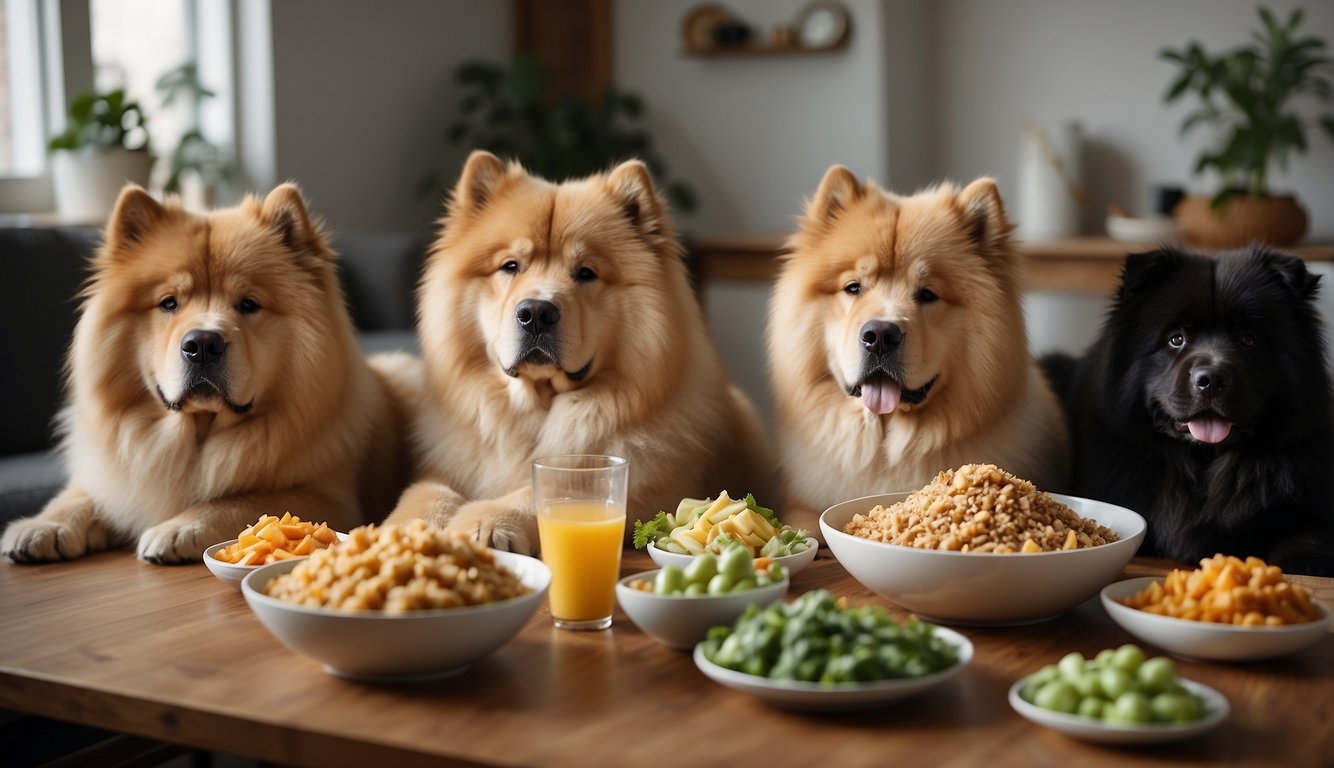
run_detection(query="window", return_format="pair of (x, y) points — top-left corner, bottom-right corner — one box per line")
(0, 0), (46, 178)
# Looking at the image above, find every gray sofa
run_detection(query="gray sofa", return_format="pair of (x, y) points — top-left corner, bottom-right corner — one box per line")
(0, 225), (425, 528)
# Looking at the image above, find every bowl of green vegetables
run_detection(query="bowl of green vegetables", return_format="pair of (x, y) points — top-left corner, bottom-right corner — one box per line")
(635, 491), (818, 575)
(693, 590), (972, 710)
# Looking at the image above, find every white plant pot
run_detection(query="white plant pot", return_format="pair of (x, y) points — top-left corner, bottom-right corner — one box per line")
(51, 148), (154, 223)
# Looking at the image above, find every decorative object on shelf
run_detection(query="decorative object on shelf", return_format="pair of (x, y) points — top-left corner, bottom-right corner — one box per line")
(1161, 6), (1334, 249)
(424, 52), (696, 214)
(792, 0), (850, 50)
(1015, 119), (1085, 241)
(47, 88), (153, 222)
(681, 1), (851, 56)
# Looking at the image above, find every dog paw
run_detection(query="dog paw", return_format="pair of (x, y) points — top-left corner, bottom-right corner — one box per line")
(136, 520), (213, 564)
(1, 516), (94, 563)
(447, 503), (539, 555)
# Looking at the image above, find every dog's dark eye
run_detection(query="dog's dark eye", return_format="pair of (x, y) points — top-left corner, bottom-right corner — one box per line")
(159, 296), (178, 313)
(914, 288), (939, 304)
(574, 266), (598, 283)
(843, 282), (861, 296)
(1240, 333), (1257, 348)
(1168, 333), (1186, 349)
(237, 297), (261, 314)
(500, 260), (520, 275)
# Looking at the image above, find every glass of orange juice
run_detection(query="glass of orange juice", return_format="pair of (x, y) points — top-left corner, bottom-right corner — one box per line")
(532, 454), (628, 630)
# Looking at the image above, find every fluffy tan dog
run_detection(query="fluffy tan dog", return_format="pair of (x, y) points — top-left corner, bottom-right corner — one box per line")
(1, 185), (408, 563)
(769, 166), (1069, 533)
(386, 151), (771, 553)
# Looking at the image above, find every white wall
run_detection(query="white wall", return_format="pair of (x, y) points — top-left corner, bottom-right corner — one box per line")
(267, 0), (510, 235)
(613, 0), (893, 237)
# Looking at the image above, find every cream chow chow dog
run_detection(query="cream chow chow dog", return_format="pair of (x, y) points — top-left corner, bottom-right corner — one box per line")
(386, 151), (771, 554)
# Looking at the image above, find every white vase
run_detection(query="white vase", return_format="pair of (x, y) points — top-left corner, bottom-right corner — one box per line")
(51, 148), (154, 223)
(1015, 120), (1085, 241)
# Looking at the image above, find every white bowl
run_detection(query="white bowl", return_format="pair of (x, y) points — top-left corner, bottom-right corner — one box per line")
(1106, 213), (1180, 243)
(615, 570), (788, 649)
(241, 550), (550, 681)
(692, 627), (973, 711)
(1101, 577), (1333, 661)
(820, 493), (1146, 625)
(1008, 676), (1228, 744)
(203, 533), (348, 591)
(646, 538), (819, 576)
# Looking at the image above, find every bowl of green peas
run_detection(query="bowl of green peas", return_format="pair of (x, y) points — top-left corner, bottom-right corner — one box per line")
(615, 545), (789, 649)
(1009, 644), (1229, 744)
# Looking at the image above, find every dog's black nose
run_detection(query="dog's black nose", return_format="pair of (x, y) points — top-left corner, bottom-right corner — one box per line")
(516, 299), (560, 336)
(1193, 364), (1230, 393)
(180, 329), (227, 367)
(860, 320), (904, 355)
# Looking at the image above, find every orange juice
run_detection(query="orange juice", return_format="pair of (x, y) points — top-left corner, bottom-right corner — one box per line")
(537, 500), (625, 623)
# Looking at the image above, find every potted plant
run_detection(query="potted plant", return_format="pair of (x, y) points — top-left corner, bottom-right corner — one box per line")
(156, 63), (235, 206)
(48, 88), (154, 222)
(422, 52), (696, 214)
(1161, 7), (1334, 248)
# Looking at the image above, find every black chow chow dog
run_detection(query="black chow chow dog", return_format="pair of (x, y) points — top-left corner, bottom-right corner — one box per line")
(1042, 245), (1334, 576)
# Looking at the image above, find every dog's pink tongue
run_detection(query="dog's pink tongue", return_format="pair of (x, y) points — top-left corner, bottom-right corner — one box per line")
(1187, 417), (1232, 444)
(861, 379), (902, 414)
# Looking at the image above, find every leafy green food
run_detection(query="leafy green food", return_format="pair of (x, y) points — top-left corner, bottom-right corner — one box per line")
(632, 510), (676, 550)
(699, 590), (959, 683)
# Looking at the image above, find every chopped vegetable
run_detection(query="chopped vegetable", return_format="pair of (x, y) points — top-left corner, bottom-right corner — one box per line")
(632, 492), (811, 557)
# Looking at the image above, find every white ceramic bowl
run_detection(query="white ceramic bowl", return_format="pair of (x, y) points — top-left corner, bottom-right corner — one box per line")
(1008, 676), (1228, 744)
(692, 627), (973, 711)
(203, 533), (348, 591)
(615, 569), (788, 649)
(820, 493), (1146, 625)
(241, 550), (550, 681)
(1106, 213), (1180, 243)
(1101, 577), (1333, 661)
(646, 538), (819, 576)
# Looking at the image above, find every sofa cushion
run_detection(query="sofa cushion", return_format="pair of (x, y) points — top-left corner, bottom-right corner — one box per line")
(334, 231), (427, 332)
(0, 451), (65, 527)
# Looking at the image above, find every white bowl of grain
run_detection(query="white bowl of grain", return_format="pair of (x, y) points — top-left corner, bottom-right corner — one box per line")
(820, 465), (1146, 626)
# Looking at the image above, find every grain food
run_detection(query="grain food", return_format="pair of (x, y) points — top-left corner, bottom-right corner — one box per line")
(1118, 554), (1323, 626)
(842, 463), (1118, 553)
(262, 520), (530, 613)
(212, 512), (339, 565)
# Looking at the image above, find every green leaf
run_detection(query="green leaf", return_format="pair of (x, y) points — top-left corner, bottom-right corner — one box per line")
(632, 510), (675, 549)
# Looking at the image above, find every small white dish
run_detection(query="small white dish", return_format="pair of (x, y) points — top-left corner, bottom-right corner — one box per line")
(1106, 213), (1180, 243)
(203, 532), (348, 591)
(616, 569), (787, 649)
(1008, 676), (1229, 744)
(692, 627), (973, 711)
(646, 538), (819, 576)
(1101, 577), (1332, 661)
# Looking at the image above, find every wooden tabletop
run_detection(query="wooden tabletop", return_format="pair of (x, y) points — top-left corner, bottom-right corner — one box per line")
(688, 234), (1334, 294)
(1, 550), (1330, 767)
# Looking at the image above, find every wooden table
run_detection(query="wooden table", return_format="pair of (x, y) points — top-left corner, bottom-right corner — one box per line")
(688, 234), (1334, 294)
(1, 551), (1330, 767)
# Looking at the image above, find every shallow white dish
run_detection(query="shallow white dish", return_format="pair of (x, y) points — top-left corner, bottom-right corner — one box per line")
(1008, 676), (1228, 744)
(204, 532), (349, 591)
(647, 538), (818, 576)
(241, 550), (550, 681)
(615, 569), (787, 649)
(1106, 213), (1180, 243)
(820, 493), (1145, 625)
(692, 626), (973, 711)
(1101, 577), (1332, 661)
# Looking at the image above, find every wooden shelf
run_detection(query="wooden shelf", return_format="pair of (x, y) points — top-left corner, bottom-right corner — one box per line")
(687, 233), (1334, 294)
(681, 40), (847, 57)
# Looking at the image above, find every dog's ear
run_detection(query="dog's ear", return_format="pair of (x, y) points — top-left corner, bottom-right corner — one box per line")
(804, 165), (862, 227)
(1256, 246), (1320, 300)
(1117, 248), (1181, 305)
(106, 185), (165, 248)
(260, 183), (324, 254)
(605, 159), (667, 236)
(450, 150), (508, 217)
(956, 177), (1012, 252)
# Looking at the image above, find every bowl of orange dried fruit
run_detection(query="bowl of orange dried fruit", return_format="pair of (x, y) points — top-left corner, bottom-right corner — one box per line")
(204, 513), (346, 590)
